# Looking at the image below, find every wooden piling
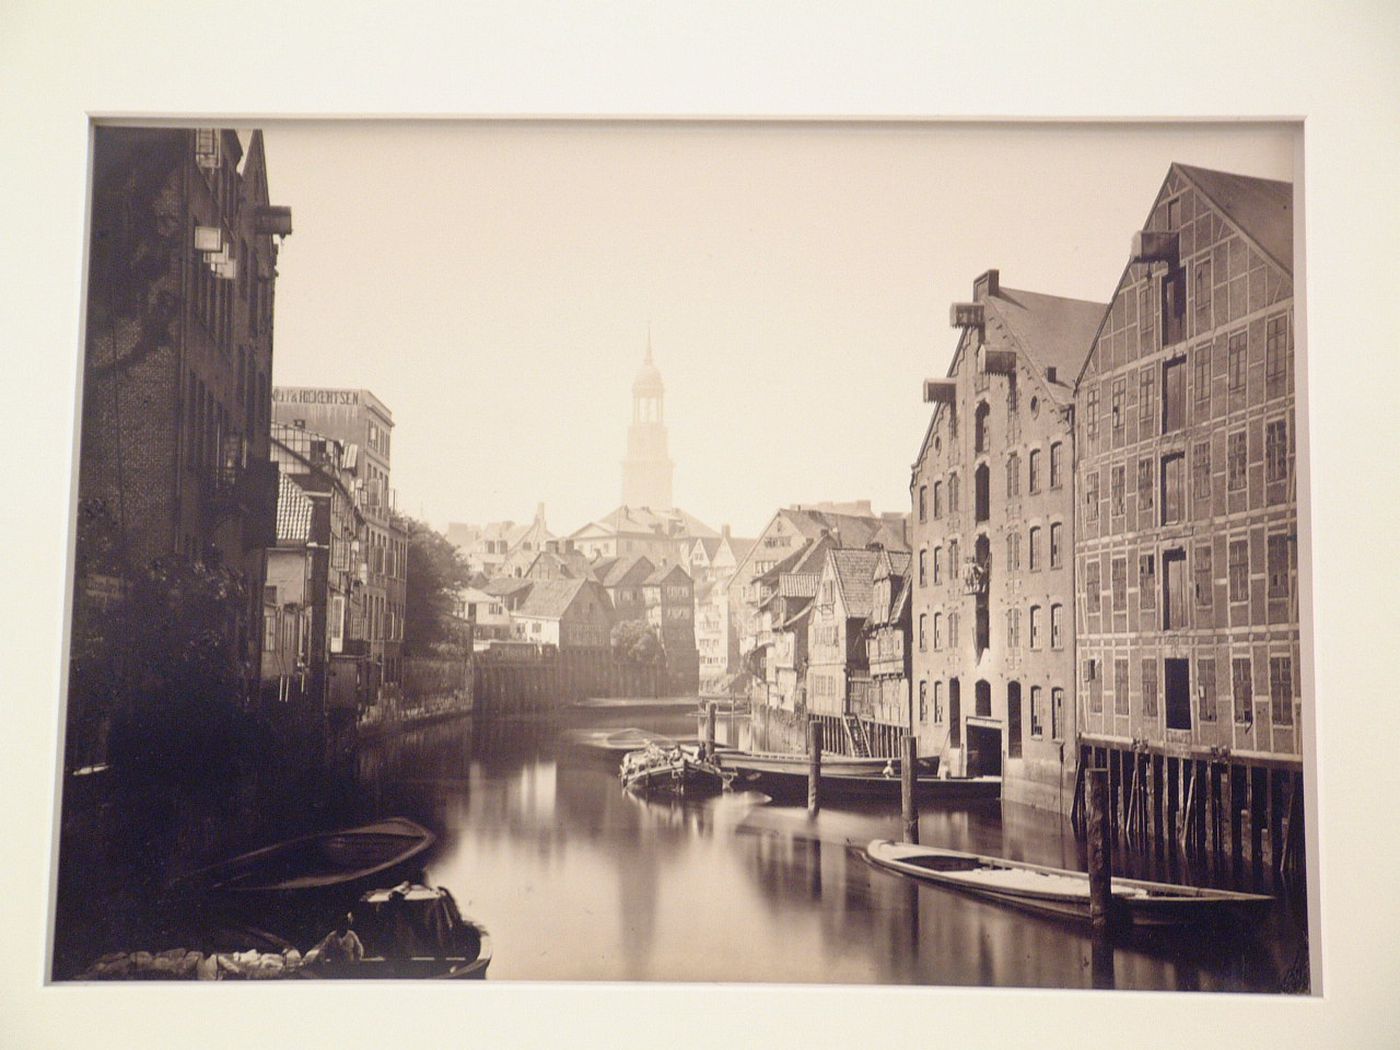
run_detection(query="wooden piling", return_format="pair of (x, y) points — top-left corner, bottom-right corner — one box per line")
(1086, 767), (1112, 936)
(901, 734), (919, 844)
(705, 702), (717, 759)
(1250, 766), (1266, 881)
(807, 718), (822, 817)
(1270, 769), (1286, 876)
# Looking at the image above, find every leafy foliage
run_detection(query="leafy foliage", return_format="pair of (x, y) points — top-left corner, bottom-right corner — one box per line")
(610, 619), (664, 665)
(401, 517), (473, 656)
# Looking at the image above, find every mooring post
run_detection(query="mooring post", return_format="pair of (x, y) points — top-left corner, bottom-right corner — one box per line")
(901, 734), (919, 843)
(1086, 766), (1112, 936)
(705, 701), (717, 759)
(807, 718), (823, 817)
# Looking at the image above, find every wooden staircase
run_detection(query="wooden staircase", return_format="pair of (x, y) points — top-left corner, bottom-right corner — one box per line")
(843, 714), (872, 757)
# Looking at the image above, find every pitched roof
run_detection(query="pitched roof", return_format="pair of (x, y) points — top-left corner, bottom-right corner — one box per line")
(275, 473), (315, 544)
(516, 577), (593, 619)
(1176, 163), (1293, 275)
(599, 554), (655, 587)
(569, 504), (718, 540)
(482, 576), (534, 598)
(783, 508), (909, 552)
(984, 286), (1107, 404)
(644, 562), (691, 586)
(781, 601), (814, 631)
(827, 548), (882, 619)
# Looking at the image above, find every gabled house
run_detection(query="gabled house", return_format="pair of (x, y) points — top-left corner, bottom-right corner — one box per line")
(596, 554), (656, 625)
(866, 549), (914, 755)
(512, 578), (615, 651)
(643, 562), (697, 692)
(806, 547), (886, 755)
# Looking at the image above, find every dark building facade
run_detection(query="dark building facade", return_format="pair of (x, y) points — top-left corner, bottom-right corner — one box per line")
(75, 127), (291, 717)
(910, 271), (1104, 811)
(1073, 165), (1301, 867)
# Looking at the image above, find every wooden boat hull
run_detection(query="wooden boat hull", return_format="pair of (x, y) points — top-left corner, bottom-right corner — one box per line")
(866, 840), (1272, 928)
(180, 818), (435, 902)
(620, 752), (728, 795)
(721, 758), (994, 803)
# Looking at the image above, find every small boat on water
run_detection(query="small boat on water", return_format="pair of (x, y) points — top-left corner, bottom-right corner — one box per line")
(866, 840), (1272, 927)
(715, 751), (998, 803)
(620, 744), (729, 795)
(79, 884), (491, 981)
(179, 817), (435, 900)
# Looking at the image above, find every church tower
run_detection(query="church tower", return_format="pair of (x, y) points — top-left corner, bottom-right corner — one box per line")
(621, 333), (674, 509)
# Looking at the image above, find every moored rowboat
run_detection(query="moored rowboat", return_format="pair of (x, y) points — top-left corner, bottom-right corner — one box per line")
(620, 745), (729, 795)
(866, 840), (1272, 927)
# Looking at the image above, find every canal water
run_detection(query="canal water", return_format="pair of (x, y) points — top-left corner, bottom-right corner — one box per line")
(350, 708), (1309, 991)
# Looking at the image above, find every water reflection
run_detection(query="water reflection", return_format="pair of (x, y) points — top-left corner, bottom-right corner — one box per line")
(343, 712), (1305, 990)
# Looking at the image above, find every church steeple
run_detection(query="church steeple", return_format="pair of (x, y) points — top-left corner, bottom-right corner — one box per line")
(622, 332), (674, 508)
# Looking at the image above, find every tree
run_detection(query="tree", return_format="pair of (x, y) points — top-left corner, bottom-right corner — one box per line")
(401, 517), (473, 656)
(610, 619), (664, 665)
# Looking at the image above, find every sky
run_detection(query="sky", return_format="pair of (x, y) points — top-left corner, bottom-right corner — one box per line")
(258, 121), (1295, 539)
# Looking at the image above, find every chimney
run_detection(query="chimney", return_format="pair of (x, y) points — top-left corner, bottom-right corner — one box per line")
(973, 269), (1000, 300)
(722, 523), (731, 541)
(535, 502), (546, 523)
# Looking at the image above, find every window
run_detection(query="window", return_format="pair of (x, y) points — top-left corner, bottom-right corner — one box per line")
(919, 548), (928, 587)
(1270, 656), (1294, 725)
(1162, 266), (1186, 345)
(1114, 659), (1130, 716)
(1163, 549), (1188, 629)
(1028, 449), (1041, 493)
(949, 611), (960, 650)
(933, 681), (944, 723)
(1111, 465), (1125, 516)
(919, 680), (928, 722)
(918, 485), (927, 523)
(1142, 659), (1159, 718)
(1087, 659), (1103, 713)
(1111, 558), (1127, 611)
(1137, 457), (1154, 514)
(1139, 553), (1157, 611)
(948, 539), (959, 574)
(1228, 331), (1247, 394)
(1085, 386), (1099, 439)
(975, 401), (990, 454)
(1028, 526), (1042, 571)
(932, 546), (942, 585)
(1085, 469), (1100, 523)
(974, 463), (990, 522)
(949, 474), (960, 513)
(1266, 419), (1290, 483)
(1139, 367), (1156, 425)
(1195, 544), (1213, 608)
(1194, 346), (1212, 408)
(1050, 522), (1063, 569)
(933, 482), (943, 519)
(1192, 441), (1212, 502)
(1197, 658), (1217, 721)
(263, 611), (278, 652)
(1227, 430), (1247, 491)
(1029, 605), (1041, 649)
(1228, 538), (1250, 602)
(920, 613), (929, 651)
(1031, 686), (1044, 738)
(1006, 607), (1020, 650)
(1268, 533), (1291, 599)
(1050, 604), (1064, 649)
(1163, 358), (1186, 433)
(1266, 315), (1289, 398)
(1194, 257), (1213, 327)
(1052, 688), (1065, 739)
(1006, 452), (1020, 497)
(1232, 656), (1254, 723)
(1139, 280), (1156, 353)
(1162, 452), (1185, 525)
(1166, 197), (1180, 228)
(1050, 442), (1063, 489)
(1085, 559), (1102, 613)
(1111, 378), (1126, 432)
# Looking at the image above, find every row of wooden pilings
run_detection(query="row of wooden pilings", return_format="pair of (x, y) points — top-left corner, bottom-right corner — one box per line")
(796, 719), (922, 844)
(1070, 742), (1306, 882)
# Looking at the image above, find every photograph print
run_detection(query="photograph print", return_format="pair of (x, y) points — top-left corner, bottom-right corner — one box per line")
(53, 119), (1312, 991)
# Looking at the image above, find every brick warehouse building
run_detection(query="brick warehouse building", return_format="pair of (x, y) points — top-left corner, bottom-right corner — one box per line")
(73, 127), (291, 734)
(911, 271), (1105, 812)
(1073, 164), (1302, 873)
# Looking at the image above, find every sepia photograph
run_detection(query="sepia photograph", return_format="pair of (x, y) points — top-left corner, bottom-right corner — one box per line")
(50, 118), (1315, 993)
